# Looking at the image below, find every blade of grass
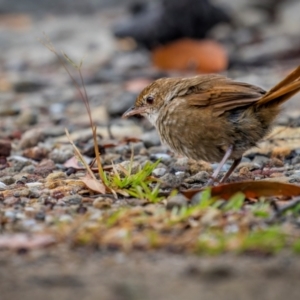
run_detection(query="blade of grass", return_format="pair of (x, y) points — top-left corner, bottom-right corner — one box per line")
(41, 35), (113, 194)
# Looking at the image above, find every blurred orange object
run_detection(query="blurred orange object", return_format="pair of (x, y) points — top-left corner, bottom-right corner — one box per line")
(152, 38), (228, 73)
(0, 14), (32, 31)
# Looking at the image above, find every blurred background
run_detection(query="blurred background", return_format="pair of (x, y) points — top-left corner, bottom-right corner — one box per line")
(0, 0), (300, 141)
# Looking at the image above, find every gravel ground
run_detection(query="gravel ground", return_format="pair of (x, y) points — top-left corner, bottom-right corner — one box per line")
(1, 1), (300, 299)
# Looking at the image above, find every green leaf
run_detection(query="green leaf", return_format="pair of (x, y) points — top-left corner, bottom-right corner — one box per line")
(223, 192), (245, 211)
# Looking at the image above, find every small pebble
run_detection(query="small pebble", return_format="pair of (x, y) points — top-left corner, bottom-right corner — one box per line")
(211, 163), (230, 172)
(35, 212), (46, 221)
(201, 208), (221, 226)
(160, 172), (184, 188)
(150, 153), (172, 163)
(93, 197), (113, 209)
(49, 148), (74, 164)
(0, 181), (7, 189)
(62, 195), (82, 205)
(152, 168), (167, 177)
(252, 155), (270, 167)
(21, 219), (37, 229)
(19, 128), (45, 149)
(59, 214), (73, 223)
(142, 130), (161, 148)
(166, 194), (188, 210)
(0, 176), (15, 185)
(25, 182), (43, 188)
(16, 111), (38, 126)
(4, 210), (16, 219)
(184, 171), (209, 184)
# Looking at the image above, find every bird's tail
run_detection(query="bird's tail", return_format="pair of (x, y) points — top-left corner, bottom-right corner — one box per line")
(256, 65), (300, 107)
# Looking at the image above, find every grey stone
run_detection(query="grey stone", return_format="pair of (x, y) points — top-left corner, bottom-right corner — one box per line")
(0, 176), (15, 185)
(289, 172), (300, 183)
(62, 195), (82, 205)
(19, 128), (45, 149)
(142, 130), (161, 148)
(166, 194), (188, 210)
(211, 163), (230, 172)
(49, 147), (74, 164)
(184, 171), (209, 184)
(148, 146), (170, 155)
(0, 104), (20, 116)
(0, 182), (7, 189)
(160, 172), (184, 188)
(150, 153), (172, 164)
(252, 155), (270, 168)
(152, 168), (167, 177)
(21, 165), (36, 174)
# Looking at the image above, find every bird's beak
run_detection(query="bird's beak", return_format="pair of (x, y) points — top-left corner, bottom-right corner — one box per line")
(122, 106), (147, 118)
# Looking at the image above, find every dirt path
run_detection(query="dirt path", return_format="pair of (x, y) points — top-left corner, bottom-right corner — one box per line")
(1, 250), (300, 300)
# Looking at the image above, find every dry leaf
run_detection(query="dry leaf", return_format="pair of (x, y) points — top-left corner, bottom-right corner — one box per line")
(80, 174), (106, 194)
(182, 181), (300, 200)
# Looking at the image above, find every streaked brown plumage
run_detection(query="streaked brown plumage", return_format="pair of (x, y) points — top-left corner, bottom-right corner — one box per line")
(123, 66), (300, 185)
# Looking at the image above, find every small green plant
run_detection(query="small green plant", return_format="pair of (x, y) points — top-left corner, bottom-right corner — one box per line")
(241, 227), (286, 254)
(197, 232), (227, 255)
(196, 188), (214, 208)
(292, 239), (300, 253)
(223, 192), (245, 211)
(250, 200), (270, 218)
(105, 210), (126, 227)
(111, 160), (159, 189)
(129, 183), (163, 203)
(110, 160), (163, 202)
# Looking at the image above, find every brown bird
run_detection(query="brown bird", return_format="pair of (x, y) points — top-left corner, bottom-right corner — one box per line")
(122, 66), (300, 185)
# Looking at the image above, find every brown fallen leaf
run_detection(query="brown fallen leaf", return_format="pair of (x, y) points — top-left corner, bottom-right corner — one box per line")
(121, 137), (143, 144)
(182, 181), (300, 201)
(80, 174), (106, 194)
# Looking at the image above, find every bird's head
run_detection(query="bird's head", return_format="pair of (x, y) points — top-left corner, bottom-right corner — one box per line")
(122, 77), (187, 125)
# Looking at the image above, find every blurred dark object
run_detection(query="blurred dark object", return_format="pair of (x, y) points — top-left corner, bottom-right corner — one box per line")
(0, 139), (11, 157)
(113, 0), (230, 49)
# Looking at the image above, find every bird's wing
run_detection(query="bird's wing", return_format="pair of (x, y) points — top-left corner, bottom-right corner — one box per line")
(182, 75), (266, 116)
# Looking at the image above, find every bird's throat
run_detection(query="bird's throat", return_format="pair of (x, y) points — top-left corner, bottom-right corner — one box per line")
(145, 111), (159, 127)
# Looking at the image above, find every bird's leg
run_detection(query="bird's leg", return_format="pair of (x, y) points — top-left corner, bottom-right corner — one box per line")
(206, 146), (233, 186)
(220, 157), (242, 183)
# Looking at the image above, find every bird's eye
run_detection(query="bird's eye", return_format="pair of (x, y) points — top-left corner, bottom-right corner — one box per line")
(146, 96), (154, 105)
